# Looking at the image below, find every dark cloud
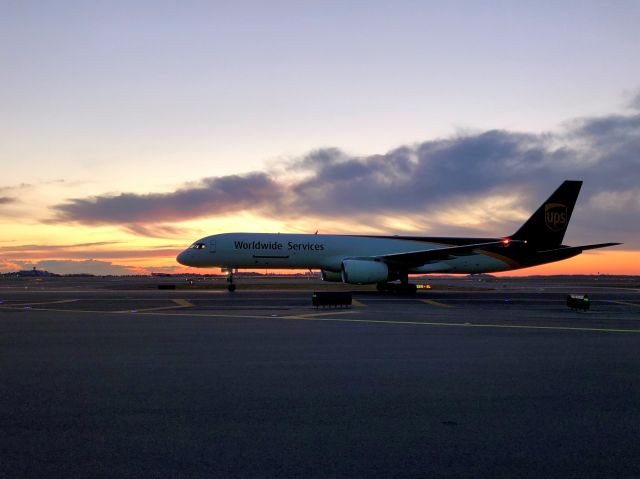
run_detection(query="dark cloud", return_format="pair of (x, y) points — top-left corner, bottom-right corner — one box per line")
(290, 130), (554, 216)
(121, 224), (193, 239)
(0, 197), (17, 205)
(48, 108), (640, 247)
(52, 173), (282, 226)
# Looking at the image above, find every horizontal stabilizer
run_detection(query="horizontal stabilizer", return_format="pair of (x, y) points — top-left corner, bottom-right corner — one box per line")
(537, 242), (622, 255)
(380, 240), (522, 266)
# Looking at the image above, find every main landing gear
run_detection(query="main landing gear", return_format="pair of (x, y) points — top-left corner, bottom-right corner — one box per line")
(376, 272), (417, 294)
(226, 269), (236, 292)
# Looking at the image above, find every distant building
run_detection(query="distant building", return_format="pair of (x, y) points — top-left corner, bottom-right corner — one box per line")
(17, 267), (54, 277)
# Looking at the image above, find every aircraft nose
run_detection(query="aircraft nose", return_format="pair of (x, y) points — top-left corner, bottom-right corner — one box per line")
(176, 250), (192, 266)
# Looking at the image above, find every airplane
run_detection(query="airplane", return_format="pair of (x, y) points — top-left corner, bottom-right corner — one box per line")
(176, 180), (621, 292)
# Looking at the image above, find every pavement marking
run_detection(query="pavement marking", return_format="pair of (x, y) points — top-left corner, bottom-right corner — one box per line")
(283, 310), (359, 320)
(118, 298), (195, 313)
(2, 304), (639, 334)
(274, 315), (640, 334)
(0, 299), (78, 307)
(0, 305), (272, 320)
(613, 300), (640, 308)
(172, 299), (195, 307)
(420, 299), (454, 308)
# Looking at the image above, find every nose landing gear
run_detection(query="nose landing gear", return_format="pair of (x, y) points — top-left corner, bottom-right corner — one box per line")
(226, 269), (236, 292)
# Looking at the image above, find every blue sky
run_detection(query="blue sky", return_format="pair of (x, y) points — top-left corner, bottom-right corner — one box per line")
(2, 1), (639, 182)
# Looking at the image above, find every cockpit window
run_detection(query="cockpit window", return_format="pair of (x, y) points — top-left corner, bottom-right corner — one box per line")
(190, 242), (206, 250)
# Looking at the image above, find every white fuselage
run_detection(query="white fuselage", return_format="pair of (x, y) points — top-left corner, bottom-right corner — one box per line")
(176, 233), (512, 274)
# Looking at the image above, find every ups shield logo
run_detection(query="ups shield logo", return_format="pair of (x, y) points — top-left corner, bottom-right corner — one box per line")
(545, 203), (567, 232)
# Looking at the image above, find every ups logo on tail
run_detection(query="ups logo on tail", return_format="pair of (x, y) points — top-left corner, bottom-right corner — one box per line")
(545, 203), (567, 232)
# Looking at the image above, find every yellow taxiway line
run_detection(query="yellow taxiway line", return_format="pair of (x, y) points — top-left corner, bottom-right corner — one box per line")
(1, 302), (639, 334)
(420, 299), (454, 308)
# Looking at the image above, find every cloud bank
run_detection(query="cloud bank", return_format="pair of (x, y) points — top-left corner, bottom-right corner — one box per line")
(53, 173), (282, 225)
(50, 108), (640, 246)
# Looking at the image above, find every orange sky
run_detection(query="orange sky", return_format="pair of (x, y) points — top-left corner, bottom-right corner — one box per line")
(494, 250), (639, 276)
(1, 213), (636, 275)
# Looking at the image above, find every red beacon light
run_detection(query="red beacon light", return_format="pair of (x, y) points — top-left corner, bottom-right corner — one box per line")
(502, 238), (510, 246)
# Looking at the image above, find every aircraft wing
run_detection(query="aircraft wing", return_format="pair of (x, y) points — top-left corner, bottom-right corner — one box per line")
(379, 240), (519, 267)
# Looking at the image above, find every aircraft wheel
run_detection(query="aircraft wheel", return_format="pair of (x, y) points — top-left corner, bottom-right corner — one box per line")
(376, 282), (388, 292)
(227, 284), (236, 292)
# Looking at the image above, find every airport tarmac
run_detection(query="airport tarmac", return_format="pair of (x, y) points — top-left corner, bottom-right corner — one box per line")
(1, 276), (639, 478)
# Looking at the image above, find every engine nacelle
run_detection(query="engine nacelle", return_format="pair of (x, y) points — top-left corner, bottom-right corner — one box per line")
(321, 270), (343, 282)
(341, 259), (389, 284)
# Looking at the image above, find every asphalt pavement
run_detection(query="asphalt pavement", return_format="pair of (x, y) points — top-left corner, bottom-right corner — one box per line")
(1, 277), (639, 478)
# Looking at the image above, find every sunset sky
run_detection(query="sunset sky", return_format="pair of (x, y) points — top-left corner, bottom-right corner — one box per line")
(1, 1), (639, 275)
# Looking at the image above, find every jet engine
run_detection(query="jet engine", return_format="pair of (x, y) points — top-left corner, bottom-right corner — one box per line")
(341, 259), (389, 284)
(321, 270), (343, 282)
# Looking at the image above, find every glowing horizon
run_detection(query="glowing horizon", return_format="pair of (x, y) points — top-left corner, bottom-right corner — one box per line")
(1, 221), (636, 276)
